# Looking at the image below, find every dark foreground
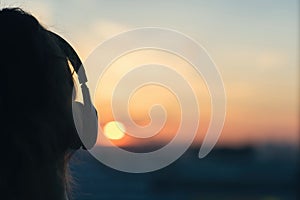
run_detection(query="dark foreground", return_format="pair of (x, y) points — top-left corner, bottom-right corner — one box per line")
(70, 145), (299, 200)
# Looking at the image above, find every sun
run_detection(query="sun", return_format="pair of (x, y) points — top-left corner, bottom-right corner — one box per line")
(103, 121), (126, 140)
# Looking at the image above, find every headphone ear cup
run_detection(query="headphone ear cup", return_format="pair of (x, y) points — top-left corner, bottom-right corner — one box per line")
(82, 104), (98, 149)
(71, 101), (84, 149)
(72, 101), (98, 150)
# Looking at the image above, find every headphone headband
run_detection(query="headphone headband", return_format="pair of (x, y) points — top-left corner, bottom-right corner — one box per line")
(47, 31), (88, 84)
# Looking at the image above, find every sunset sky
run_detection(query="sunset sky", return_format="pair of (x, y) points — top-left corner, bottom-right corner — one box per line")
(2, 0), (299, 147)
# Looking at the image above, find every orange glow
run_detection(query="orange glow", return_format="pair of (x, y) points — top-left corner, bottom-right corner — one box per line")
(92, 48), (299, 148)
(103, 121), (126, 140)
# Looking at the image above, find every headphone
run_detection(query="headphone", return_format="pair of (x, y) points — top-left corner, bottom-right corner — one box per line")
(47, 31), (98, 150)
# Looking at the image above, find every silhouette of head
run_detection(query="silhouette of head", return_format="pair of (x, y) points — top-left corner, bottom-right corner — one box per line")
(0, 7), (96, 200)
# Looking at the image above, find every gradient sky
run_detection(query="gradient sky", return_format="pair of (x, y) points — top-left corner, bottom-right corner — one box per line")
(1, 0), (299, 147)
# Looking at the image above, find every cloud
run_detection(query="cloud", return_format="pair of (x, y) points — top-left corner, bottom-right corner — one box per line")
(256, 51), (288, 70)
(91, 20), (130, 40)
